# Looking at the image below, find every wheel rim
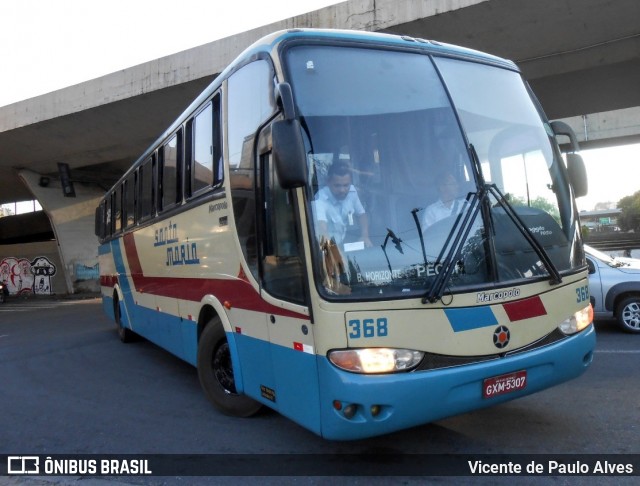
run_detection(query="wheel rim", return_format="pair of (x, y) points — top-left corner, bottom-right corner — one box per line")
(621, 302), (640, 330)
(212, 342), (238, 395)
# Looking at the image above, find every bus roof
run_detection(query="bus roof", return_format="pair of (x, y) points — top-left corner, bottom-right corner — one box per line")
(110, 28), (518, 191)
(251, 28), (517, 70)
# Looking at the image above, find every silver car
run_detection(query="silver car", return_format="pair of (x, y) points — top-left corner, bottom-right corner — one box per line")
(585, 245), (640, 333)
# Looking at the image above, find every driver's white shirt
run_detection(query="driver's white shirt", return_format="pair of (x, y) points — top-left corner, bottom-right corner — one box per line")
(314, 185), (365, 244)
(422, 198), (465, 227)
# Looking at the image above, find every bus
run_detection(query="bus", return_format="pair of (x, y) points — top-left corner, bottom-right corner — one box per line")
(95, 29), (595, 440)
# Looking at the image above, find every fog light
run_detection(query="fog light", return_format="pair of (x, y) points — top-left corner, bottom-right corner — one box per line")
(370, 405), (381, 417)
(343, 404), (357, 419)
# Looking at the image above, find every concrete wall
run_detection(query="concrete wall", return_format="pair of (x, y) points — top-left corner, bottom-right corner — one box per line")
(0, 241), (66, 296)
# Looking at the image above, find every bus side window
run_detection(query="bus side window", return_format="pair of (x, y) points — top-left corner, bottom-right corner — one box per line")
(228, 59), (276, 281)
(189, 95), (222, 197)
(124, 173), (136, 228)
(261, 153), (305, 304)
(138, 155), (155, 221)
(161, 131), (182, 211)
(113, 185), (122, 234)
(104, 198), (112, 239)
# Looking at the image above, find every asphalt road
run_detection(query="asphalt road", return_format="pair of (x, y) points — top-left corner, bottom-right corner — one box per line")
(0, 297), (638, 485)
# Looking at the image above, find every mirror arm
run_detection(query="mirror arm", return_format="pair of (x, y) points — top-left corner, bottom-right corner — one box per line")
(276, 83), (296, 121)
(550, 120), (580, 153)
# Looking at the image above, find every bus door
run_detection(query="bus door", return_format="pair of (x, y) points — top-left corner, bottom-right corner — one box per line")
(259, 148), (321, 434)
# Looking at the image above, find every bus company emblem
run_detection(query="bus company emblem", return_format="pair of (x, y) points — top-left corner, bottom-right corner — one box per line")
(493, 325), (510, 349)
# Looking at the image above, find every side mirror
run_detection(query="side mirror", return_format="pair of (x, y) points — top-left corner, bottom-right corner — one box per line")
(566, 152), (588, 198)
(272, 82), (307, 189)
(550, 120), (588, 198)
(272, 119), (307, 189)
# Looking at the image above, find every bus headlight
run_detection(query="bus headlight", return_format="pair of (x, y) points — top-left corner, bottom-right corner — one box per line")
(559, 304), (593, 335)
(328, 348), (424, 373)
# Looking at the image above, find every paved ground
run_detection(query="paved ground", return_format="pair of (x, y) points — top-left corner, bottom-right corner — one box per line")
(0, 297), (638, 485)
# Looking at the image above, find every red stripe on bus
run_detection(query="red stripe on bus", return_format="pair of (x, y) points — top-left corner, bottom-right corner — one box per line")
(502, 295), (547, 322)
(121, 233), (307, 319)
(100, 275), (118, 287)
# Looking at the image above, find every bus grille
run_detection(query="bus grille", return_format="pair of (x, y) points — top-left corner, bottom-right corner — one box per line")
(414, 328), (568, 372)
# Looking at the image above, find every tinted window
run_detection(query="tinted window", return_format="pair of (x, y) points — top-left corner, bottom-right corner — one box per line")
(125, 173), (135, 228)
(227, 60), (276, 279)
(139, 156), (154, 220)
(113, 186), (122, 233)
(192, 103), (213, 194)
(227, 61), (275, 169)
(161, 133), (181, 210)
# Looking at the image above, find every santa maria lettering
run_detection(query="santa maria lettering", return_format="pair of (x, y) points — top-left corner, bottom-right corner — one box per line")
(154, 220), (178, 247)
(166, 240), (200, 266)
(151, 221), (200, 266)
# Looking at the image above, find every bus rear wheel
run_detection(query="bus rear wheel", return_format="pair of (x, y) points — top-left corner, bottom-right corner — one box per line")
(197, 318), (262, 417)
(113, 293), (136, 343)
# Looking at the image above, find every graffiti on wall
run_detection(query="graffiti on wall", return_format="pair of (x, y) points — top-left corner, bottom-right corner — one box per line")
(0, 256), (57, 295)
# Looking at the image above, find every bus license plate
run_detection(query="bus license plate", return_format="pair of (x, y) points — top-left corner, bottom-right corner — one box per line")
(483, 370), (527, 399)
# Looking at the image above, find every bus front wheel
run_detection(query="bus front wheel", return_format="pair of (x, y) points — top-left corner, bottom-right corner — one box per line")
(197, 318), (262, 417)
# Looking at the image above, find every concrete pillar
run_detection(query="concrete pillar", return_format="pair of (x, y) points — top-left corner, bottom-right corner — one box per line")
(18, 169), (104, 294)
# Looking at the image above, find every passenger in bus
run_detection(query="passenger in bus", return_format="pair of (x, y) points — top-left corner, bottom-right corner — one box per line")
(314, 160), (373, 248)
(422, 169), (468, 228)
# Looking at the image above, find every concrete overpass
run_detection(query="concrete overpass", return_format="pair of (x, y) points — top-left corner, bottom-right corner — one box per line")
(1, 0), (639, 294)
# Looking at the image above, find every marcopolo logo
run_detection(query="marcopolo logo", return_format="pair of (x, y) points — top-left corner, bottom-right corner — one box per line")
(476, 287), (520, 303)
(493, 325), (511, 349)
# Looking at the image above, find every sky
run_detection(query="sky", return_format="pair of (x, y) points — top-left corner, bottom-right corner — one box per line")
(0, 0), (340, 107)
(577, 143), (640, 211)
(1, 0), (638, 212)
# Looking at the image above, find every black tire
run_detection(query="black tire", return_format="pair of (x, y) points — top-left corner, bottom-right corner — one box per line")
(113, 293), (136, 343)
(197, 317), (262, 417)
(616, 296), (640, 333)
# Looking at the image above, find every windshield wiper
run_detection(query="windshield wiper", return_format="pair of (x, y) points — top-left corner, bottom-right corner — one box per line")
(381, 228), (404, 281)
(488, 183), (562, 285)
(411, 207), (429, 269)
(423, 190), (481, 304)
(423, 144), (562, 304)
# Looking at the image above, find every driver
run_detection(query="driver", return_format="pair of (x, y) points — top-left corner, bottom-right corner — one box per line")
(422, 169), (467, 228)
(314, 160), (373, 248)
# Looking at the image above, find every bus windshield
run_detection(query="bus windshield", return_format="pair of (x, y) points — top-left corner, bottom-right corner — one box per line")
(285, 45), (580, 300)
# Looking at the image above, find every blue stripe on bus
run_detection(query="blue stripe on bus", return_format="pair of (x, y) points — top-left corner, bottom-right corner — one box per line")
(234, 332), (321, 436)
(110, 239), (185, 360)
(98, 244), (112, 255)
(444, 306), (498, 332)
(110, 240), (133, 330)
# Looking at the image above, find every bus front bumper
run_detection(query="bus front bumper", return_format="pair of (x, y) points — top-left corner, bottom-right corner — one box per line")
(316, 324), (595, 440)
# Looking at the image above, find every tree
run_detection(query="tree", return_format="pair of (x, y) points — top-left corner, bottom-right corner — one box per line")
(507, 194), (560, 223)
(618, 190), (640, 232)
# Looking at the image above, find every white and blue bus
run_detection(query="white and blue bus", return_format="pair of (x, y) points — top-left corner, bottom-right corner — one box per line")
(95, 29), (595, 440)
